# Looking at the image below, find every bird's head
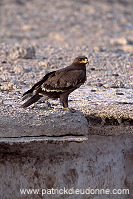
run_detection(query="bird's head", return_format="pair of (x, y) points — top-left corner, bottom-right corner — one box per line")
(73, 56), (89, 65)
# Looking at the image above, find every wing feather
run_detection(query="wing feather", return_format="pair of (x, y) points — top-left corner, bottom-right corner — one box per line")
(42, 69), (85, 92)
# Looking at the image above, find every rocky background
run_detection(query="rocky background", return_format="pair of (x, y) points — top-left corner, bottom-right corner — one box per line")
(0, 0), (133, 108)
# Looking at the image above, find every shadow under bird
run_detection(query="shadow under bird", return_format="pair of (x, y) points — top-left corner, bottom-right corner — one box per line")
(21, 56), (88, 110)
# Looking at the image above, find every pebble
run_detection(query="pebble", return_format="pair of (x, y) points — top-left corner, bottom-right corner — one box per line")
(110, 38), (127, 46)
(38, 61), (47, 67)
(116, 92), (124, 95)
(1, 82), (15, 90)
(111, 81), (125, 88)
(9, 46), (36, 60)
(118, 45), (133, 53)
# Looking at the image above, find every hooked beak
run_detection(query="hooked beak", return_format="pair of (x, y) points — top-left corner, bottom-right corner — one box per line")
(79, 58), (89, 64)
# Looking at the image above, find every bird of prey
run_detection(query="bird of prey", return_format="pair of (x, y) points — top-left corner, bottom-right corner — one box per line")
(21, 56), (88, 110)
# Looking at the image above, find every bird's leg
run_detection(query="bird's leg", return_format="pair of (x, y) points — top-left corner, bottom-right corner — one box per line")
(60, 94), (68, 109)
(60, 94), (75, 112)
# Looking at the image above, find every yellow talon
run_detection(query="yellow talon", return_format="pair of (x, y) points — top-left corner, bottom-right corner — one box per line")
(62, 107), (69, 110)
(62, 107), (75, 112)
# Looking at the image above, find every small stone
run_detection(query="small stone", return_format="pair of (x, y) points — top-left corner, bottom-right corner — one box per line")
(93, 46), (100, 51)
(1, 61), (7, 64)
(1, 82), (14, 90)
(91, 87), (97, 92)
(58, 57), (63, 60)
(90, 67), (95, 71)
(110, 38), (127, 46)
(116, 92), (124, 95)
(50, 65), (56, 69)
(38, 61), (47, 67)
(97, 83), (103, 87)
(99, 47), (106, 52)
(49, 33), (64, 42)
(112, 73), (119, 77)
(9, 45), (36, 60)
(13, 65), (24, 74)
(22, 24), (32, 31)
(103, 84), (110, 88)
(118, 45), (133, 52)
(127, 39), (133, 45)
(111, 81), (125, 88)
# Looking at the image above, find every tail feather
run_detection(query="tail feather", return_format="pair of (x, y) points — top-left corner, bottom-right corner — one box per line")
(22, 88), (34, 98)
(22, 93), (33, 101)
(21, 94), (42, 108)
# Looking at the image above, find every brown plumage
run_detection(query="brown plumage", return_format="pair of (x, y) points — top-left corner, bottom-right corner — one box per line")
(21, 56), (88, 109)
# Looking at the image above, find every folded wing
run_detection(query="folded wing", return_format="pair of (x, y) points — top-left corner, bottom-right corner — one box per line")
(41, 69), (86, 93)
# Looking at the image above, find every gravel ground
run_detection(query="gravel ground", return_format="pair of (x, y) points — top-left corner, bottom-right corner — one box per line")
(0, 0), (133, 116)
(1, 0), (133, 47)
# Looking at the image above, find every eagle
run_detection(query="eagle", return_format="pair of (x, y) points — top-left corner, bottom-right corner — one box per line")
(21, 56), (88, 110)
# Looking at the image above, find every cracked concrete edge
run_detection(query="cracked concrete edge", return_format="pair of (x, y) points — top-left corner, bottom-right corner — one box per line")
(0, 104), (89, 138)
(0, 136), (88, 145)
(0, 103), (133, 139)
(0, 99), (133, 140)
